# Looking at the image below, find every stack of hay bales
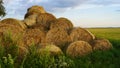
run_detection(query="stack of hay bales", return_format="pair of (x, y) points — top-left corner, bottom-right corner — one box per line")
(23, 5), (56, 32)
(0, 5), (113, 59)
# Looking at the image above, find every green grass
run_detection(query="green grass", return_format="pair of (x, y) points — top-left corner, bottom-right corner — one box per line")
(0, 28), (120, 68)
(87, 28), (120, 40)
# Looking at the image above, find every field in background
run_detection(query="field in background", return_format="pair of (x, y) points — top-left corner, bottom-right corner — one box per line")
(87, 28), (120, 40)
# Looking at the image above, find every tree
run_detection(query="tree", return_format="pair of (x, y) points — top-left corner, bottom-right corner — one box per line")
(0, 0), (6, 18)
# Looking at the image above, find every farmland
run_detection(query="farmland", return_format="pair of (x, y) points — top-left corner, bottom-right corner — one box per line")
(87, 28), (120, 40)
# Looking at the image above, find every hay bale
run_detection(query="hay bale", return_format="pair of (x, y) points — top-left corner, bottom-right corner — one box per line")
(46, 28), (71, 49)
(0, 23), (23, 40)
(0, 24), (23, 54)
(66, 41), (92, 57)
(70, 27), (95, 43)
(50, 17), (73, 30)
(23, 14), (37, 27)
(21, 28), (46, 47)
(24, 5), (46, 18)
(93, 39), (113, 51)
(37, 44), (63, 56)
(0, 18), (27, 29)
(36, 13), (56, 30)
(0, 23), (23, 33)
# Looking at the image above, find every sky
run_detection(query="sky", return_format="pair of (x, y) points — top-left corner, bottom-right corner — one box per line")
(2, 0), (120, 27)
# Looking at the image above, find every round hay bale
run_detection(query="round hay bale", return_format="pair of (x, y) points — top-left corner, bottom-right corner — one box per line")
(0, 24), (23, 52)
(21, 28), (46, 47)
(46, 28), (71, 49)
(24, 5), (46, 18)
(66, 41), (92, 57)
(37, 44), (63, 56)
(36, 13), (56, 30)
(50, 17), (73, 30)
(70, 27), (95, 43)
(0, 18), (27, 29)
(93, 39), (113, 51)
(0, 23), (23, 40)
(23, 14), (37, 27)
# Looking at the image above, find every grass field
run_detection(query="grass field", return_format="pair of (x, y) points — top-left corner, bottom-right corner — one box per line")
(0, 28), (120, 68)
(87, 28), (120, 40)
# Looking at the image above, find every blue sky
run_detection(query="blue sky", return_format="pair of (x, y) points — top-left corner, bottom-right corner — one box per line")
(3, 0), (120, 27)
